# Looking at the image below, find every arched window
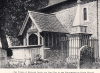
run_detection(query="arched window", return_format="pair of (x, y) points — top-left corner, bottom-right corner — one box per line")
(83, 8), (87, 21)
(29, 34), (38, 45)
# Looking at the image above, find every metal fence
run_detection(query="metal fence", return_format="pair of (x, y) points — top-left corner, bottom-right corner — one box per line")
(60, 36), (99, 62)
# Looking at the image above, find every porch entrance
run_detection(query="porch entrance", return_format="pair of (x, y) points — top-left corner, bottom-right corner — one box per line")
(29, 34), (38, 45)
(31, 48), (40, 62)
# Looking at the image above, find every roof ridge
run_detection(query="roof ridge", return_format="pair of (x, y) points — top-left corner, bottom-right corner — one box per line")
(28, 11), (55, 15)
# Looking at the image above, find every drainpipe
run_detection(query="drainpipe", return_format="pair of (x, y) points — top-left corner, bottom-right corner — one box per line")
(97, 0), (99, 58)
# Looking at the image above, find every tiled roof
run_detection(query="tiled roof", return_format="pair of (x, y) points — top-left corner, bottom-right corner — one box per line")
(7, 36), (22, 46)
(29, 11), (68, 33)
(46, 0), (67, 7)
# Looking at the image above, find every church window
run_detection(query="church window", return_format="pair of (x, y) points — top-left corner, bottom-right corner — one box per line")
(83, 8), (87, 21)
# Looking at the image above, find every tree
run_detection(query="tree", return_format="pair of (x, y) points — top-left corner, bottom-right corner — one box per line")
(1, 0), (49, 36)
(0, 0), (49, 51)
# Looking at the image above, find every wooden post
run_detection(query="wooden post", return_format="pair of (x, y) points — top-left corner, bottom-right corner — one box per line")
(48, 32), (49, 47)
(42, 36), (43, 45)
(56, 34), (57, 47)
(40, 32), (45, 59)
(61, 41), (63, 62)
(23, 34), (26, 46)
(77, 36), (80, 69)
(78, 34), (81, 69)
(27, 33), (29, 46)
(38, 32), (40, 45)
(59, 34), (61, 48)
(78, 49), (80, 69)
(52, 33), (53, 47)
(43, 33), (46, 47)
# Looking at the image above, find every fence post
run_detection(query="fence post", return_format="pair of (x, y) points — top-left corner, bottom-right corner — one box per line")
(61, 41), (64, 62)
(77, 48), (80, 69)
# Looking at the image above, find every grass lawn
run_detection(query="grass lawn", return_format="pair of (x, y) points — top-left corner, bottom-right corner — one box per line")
(2, 57), (100, 69)
(2, 57), (77, 68)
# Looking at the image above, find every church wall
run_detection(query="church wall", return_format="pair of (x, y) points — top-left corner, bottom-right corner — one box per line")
(12, 49), (25, 59)
(55, 1), (100, 58)
(98, 0), (100, 57)
(56, 1), (98, 39)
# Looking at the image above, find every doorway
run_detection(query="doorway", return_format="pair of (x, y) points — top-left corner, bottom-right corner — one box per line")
(29, 34), (38, 45)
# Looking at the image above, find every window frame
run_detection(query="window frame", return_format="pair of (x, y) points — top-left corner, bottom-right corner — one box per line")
(82, 7), (89, 22)
(83, 8), (87, 21)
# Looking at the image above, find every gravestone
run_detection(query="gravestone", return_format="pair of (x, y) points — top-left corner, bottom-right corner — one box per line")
(80, 45), (94, 69)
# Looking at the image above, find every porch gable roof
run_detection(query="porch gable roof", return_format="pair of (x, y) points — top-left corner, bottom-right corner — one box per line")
(19, 11), (69, 36)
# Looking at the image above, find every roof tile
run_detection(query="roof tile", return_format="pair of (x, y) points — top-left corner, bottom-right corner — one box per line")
(29, 11), (68, 33)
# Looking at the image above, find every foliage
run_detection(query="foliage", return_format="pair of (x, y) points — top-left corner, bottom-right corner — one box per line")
(2, 59), (72, 68)
(0, 0), (49, 50)
(80, 46), (94, 58)
(0, 0), (49, 36)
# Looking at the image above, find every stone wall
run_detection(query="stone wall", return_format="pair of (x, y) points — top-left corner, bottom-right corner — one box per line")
(9, 45), (42, 66)
(11, 47), (40, 60)
(56, 1), (98, 39)
(0, 49), (7, 67)
(98, 0), (100, 57)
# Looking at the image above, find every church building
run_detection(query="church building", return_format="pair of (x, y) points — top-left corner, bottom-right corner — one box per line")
(0, 0), (100, 66)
